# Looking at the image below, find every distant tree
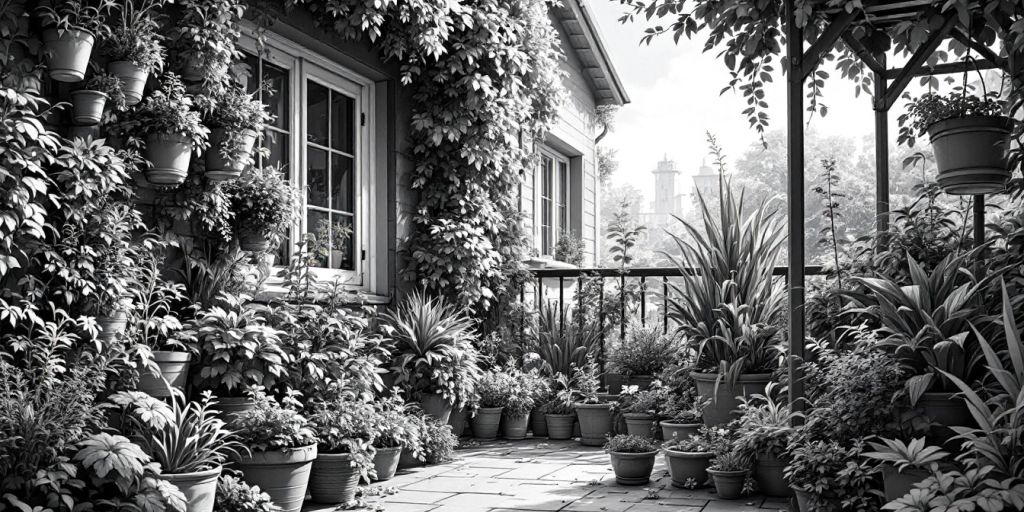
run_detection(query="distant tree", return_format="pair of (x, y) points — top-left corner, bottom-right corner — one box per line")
(598, 146), (619, 184)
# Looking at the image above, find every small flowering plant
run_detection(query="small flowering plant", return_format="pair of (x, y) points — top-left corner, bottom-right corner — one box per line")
(615, 381), (671, 416)
(604, 434), (659, 454)
(664, 425), (735, 455)
(230, 387), (316, 452)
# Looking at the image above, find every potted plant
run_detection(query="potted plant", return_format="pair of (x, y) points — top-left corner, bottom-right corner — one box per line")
(863, 437), (948, 502)
(129, 73), (209, 187)
(224, 165), (300, 251)
(111, 390), (241, 512)
(472, 370), (509, 440)
(71, 73), (124, 125)
(706, 451), (750, 500)
(37, 1), (111, 82)
(204, 84), (271, 180)
(189, 295), (289, 418)
(662, 425), (728, 489)
(382, 290), (482, 424)
(306, 398), (377, 504)
(501, 367), (536, 440)
(397, 412), (427, 469)
(420, 416), (459, 464)
(525, 369), (553, 438)
(102, 0), (165, 105)
(784, 439), (861, 512)
(616, 382), (670, 440)
(132, 255), (196, 397)
(604, 434), (659, 485)
(368, 397), (418, 481)
(543, 375), (577, 440)
(570, 358), (611, 446)
(734, 384), (795, 497)
(898, 90), (1013, 195)
(167, 0), (244, 83)
(230, 388), (317, 512)
(660, 398), (705, 443)
(215, 475), (276, 512)
(609, 324), (680, 390)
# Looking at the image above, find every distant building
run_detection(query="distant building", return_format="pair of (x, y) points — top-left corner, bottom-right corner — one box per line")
(639, 156), (722, 228)
(691, 159), (720, 204)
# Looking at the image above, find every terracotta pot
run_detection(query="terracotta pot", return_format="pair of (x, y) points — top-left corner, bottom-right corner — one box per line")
(928, 115), (1014, 195)
(216, 396), (256, 422)
(545, 413), (575, 440)
(67, 124), (100, 141)
(239, 232), (271, 252)
(233, 445), (316, 512)
(137, 351), (191, 398)
(754, 452), (791, 497)
(502, 413), (529, 440)
(206, 128), (257, 181)
(708, 469), (746, 500)
(664, 449), (712, 488)
(471, 407), (503, 440)
(419, 394), (454, 423)
(881, 464), (930, 502)
(574, 403), (613, 446)
(605, 373), (624, 394)
(529, 408), (548, 438)
(371, 446), (402, 481)
(70, 90), (107, 125)
(96, 310), (128, 343)
(660, 422), (700, 444)
(623, 413), (657, 439)
(42, 29), (94, 82)
(160, 466), (221, 512)
(398, 448), (423, 469)
(144, 132), (191, 187)
(793, 488), (841, 512)
(180, 58), (205, 82)
(919, 391), (973, 446)
(692, 372), (773, 426)
(624, 374), (655, 390)
(448, 407), (468, 437)
(108, 61), (148, 106)
(309, 452), (361, 504)
(608, 450), (658, 485)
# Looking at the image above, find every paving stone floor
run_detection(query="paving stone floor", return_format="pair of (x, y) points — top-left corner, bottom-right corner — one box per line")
(305, 439), (792, 512)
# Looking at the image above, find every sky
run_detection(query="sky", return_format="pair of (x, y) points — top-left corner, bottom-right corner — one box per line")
(585, 0), (883, 207)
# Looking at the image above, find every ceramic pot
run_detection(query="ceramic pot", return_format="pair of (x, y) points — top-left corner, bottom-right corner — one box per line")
(309, 452), (361, 504)
(529, 408), (548, 438)
(881, 464), (930, 502)
(233, 445), (316, 512)
(664, 449), (712, 488)
(623, 413), (657, 439)
(707, 469), (746, 500)
(448, 407), (468, 437)
(206, 128), (257, 181)
(239, 232), (270, 252)
(108, 60), (148, 106)
(137, 351), (191, 398)
(42, 29), (94, 82)
(419, 394), (454, 423)
(96, 310), (128, 343)
(371, 446), (402, 481)
(144, 132), (191, 187)
(70, 90), (107, 125)
(160, 466), (221, 512)
(794, 488), (841, 512)
(502, 413), (529, 440)
(928, 115), (1014, 195)
(471, 407), (503, 440)
(67, 124), (100, 141)
(918, 391), (973, 445)
(692, 372), (772, 426)
(216, 396), (256, 422)
(605, 373), (624, 394)
(574, 403), (613, 446)
(608, 450), (658, 485)
(398, 448), (423, 469)
(754, 452), (791, 497)
(545, 414), (575, 440)
(660, 422), (700, 444)
(624, 374), (655, 390)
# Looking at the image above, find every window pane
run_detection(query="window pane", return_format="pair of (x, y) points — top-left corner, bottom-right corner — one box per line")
(307, 81), (329, 146)
(263, 61), (289, 130)
(307, 148), (328, 207)
(307, 209), (329, 268)
(331, 92), (355, 153)
(240, 54), (259, 93)
(264, 129), (288, 169)
(331, 154), (353, 212)
(330, 214), (354, 270)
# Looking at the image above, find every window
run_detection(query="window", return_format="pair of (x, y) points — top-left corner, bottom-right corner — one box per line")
(239, 30), (375, 287)
(538, 151), (569, 256)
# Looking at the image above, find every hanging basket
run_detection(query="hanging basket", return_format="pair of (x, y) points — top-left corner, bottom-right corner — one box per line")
(108, 61), (148, 106)
(70, 90), (108, 125)
(205, 128), (257, 181)
(143, 133), (192, 188)
(928, 115), (1014, 195)
(42, 28), (95, 82)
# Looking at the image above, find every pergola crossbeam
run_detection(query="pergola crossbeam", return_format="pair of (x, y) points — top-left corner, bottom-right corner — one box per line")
(883, 59), (1002, 80)
(951, 28), (1008, 71)
(879, 12), (958, 111)
(840, 31), (886, 74)
(801, 7), (860, 79)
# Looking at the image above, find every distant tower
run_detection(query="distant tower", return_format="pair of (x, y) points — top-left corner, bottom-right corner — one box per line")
(692, 159), (719, 202)
(652, 154), (679, 219)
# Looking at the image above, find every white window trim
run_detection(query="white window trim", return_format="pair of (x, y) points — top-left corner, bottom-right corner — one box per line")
(238, 27), (378, 293)
(536, 148), (570, 257)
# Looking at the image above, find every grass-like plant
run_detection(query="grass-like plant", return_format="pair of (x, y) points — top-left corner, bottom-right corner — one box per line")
(533, 306), (601, 377)
(609, 323), (680, 377)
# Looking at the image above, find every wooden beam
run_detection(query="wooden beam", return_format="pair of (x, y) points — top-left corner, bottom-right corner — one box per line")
(785, 0), (807, 426)
(802, 7), (860, 79)
(840, 31), (886, 74)
(951, 28), (1008, 71)
(880, 12), (958, 111)
(874, 53), (890, 245)
(883, 58), (1001, 80)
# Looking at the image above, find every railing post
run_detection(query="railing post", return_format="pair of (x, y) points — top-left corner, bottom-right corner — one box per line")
(640, 276), (647, 327)
(559, 276), (565, 339)
(599, 276), (605, 376)
(619, 274), (626, 340)
(662, 276), (669, 334)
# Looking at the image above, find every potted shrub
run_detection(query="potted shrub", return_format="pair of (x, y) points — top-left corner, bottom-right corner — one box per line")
(383, 290), (482, 424)
(784, 439), (863, 512)
(398, 412), (427, 469)
(863, 437), (948, 502)
(224, 165), (300, 251)
(71, 73), (124, 125)
(604, 434), (659, 485)
(734, 384), (795, 497)
(130, 74), (209, 187)
(368, 397), (418, 481)
(306, 399), (377, 504)
(472, 370), (510, 440)
(662, 425), (728, 489)
(570, 358), (611, 446)
(132, 256), (196, 397)
(616, 382), (670, 440)
(609, 324), (679, 390)
(102, 0), (165, 105)
(501, 368), (536, 440)
(189, 295), (289, 418)
(37, 1), (110, 82)
(111, 390), (241, 512)
(525, 370), (553, 437)
(706, 451), (750, 500)
(898, 90), (1014, 195)
(167, 0), (244, 83)
(230, 388), (317, 512)
(215, 475), (276, 512)
(205, 84), (271, 180)
(543, 376), (576, 441)
(660, 398), (705, 443)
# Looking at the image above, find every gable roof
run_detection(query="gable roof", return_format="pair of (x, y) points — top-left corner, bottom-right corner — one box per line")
(552, 0), (630, 106)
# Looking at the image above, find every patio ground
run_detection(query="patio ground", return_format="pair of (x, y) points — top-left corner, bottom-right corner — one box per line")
(306, 439), (792, 512)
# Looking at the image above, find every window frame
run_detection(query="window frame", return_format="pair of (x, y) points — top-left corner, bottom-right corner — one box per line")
(536, 148), (570, 257)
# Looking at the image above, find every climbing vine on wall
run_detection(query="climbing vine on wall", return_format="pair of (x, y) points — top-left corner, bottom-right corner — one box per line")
(286, 0), (566, 314)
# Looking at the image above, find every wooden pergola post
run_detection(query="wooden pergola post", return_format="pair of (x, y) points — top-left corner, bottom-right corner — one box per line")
(784, 0), (806, 418)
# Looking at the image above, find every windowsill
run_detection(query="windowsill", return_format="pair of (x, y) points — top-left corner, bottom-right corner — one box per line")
(256, 269), (391, 306)
(525, 256), (578, 270)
